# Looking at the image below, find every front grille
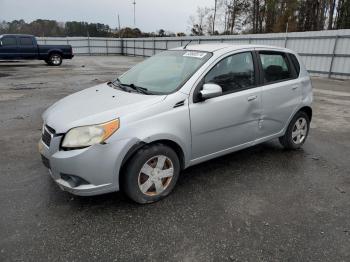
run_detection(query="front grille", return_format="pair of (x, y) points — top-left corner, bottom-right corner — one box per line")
(41, 155), (51, 169)
(42, 129), (52, 147)
(45, 125), (56, 134)
(42, 125), (55, 147)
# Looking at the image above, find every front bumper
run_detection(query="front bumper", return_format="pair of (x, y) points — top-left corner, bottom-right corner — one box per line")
(38, 132), (136, 196)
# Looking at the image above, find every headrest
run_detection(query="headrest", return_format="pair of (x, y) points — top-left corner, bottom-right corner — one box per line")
(265, 65), (283, 76)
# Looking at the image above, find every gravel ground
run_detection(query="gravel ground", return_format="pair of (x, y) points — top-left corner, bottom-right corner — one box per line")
(0, 56), (349, 262)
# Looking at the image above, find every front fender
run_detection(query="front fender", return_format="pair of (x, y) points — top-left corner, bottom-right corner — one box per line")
(114, 133), (189, 188)
(142, 133), (190, 167)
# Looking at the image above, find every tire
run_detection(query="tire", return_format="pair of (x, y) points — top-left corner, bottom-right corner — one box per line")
(47, 53), (62, 66)
(279, 111), (310, 150)
(121, 143), (180, 204)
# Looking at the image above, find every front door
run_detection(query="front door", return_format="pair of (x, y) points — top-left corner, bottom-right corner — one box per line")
(0, 36), (18, 59)
(189, 51), (262, 160)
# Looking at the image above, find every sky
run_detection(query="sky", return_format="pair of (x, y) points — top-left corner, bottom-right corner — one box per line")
(0, 0), (214, 33)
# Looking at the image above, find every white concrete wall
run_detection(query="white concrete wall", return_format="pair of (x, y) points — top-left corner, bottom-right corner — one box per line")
(37, 29), (350, 79)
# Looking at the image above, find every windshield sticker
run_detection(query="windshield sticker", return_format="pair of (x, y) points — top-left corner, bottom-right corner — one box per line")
(183, 51), (207, 59)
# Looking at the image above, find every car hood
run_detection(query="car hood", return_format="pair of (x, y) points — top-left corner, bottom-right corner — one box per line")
(43, 83), (166, 133)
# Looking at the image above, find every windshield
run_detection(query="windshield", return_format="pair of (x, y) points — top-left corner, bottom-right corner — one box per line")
(115, 50), (212, 94)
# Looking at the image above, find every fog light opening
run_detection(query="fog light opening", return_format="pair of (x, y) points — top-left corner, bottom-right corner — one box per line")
(60, 173), (90, 188)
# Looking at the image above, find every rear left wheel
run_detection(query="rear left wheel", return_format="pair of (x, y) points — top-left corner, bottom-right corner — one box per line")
(46, 53), (62, 66)
(121, 144), (180, 204)
(279, 111), (310, 150)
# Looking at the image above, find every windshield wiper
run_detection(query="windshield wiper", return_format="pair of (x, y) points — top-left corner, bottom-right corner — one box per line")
(112, 78), (150, 94)
(109, 79), (129, 92)
(125, 83), (149, 94)
(118, 81), (149, 95)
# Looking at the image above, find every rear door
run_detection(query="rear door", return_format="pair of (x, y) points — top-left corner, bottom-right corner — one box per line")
(0, 36), (19, 59)
(189, 51), (262, 160)
(256, 49), (302, 139)
(19, 36), (37, 59)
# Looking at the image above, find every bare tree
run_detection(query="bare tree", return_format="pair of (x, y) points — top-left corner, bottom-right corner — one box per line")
(213, 0), (218, 33)
(328, 0), (337, 29)
(189, 0), (350, 35)
(188, 7), (211, 35)
(222, 0), (248, 34)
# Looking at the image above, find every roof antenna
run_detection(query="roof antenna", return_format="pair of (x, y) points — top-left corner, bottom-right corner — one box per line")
(183, 40), (192, 49)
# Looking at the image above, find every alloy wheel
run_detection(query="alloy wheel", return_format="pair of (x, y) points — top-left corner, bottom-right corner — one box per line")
(51, 55), (61, 65)
(138, 155), (174, 196)
(292, 117), (308, 144)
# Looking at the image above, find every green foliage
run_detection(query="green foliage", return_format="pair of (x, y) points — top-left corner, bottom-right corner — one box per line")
(0, 19), (179, 38)
(336, 0), (350, 29)
(0, 19), (113, 37)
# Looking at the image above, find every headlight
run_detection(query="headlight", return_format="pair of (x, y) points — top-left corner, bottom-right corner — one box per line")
(61, 119), (120, 149)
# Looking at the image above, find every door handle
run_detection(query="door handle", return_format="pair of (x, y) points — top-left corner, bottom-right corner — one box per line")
(292, 85), (299, 90)
(247, 95), (257, 101)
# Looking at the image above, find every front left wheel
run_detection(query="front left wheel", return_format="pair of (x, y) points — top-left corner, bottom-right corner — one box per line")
(121, 144), (180, 204)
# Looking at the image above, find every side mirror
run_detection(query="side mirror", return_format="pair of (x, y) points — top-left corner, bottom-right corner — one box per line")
(199, 83), (222, 100)
(0, 40), (2, 46)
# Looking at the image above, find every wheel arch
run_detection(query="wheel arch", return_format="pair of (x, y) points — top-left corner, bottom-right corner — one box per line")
(119, 139), (186, 187)
(48, 49), (63, 57)
(299, 106), (312, 121)
(281, 105), (312, 137)
(121, 139), (186, 170)
(279, 105), (312, 149)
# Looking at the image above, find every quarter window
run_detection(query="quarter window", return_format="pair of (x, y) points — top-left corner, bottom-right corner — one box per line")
(289, 54), (300, 76)
(1, 37), (17, 46)
(204, 52), (255, 94)
(20, 37), (33, 46)
(259, 52), (293, 83)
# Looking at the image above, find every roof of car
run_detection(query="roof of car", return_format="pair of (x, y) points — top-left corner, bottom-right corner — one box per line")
(0, 34), (34, 37)
(173, 43), (287, 53)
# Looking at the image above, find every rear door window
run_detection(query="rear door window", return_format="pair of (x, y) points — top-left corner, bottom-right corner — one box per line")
(20, 37), (33, 46)
(259, 52), (293, 84)
(2, 37), (17, 46)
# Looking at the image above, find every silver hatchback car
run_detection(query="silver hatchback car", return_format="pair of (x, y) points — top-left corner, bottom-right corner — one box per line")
(39, 44), (313, 203)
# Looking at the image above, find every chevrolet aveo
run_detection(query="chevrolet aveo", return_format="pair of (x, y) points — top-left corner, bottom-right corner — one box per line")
(39, 44), (313, 204)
